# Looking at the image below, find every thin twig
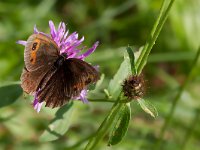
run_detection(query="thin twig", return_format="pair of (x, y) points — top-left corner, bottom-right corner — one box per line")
(88, 99), (131, 103)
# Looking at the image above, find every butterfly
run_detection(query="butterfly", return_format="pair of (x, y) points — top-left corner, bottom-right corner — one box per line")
(21, 33), (99, 108)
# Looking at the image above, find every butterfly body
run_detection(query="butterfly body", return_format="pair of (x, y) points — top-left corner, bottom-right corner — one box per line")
(21, 33), (99, 108)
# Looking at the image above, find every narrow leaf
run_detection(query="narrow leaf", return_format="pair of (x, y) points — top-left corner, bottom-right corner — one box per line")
(39, 102), (74, 142)
(137, 99), (158, 118)
(108, 103), (131, 146)
(108, 51), (132, 99)
(87, 74), (107, 100)
(0, 83), (22, 108)
(126, 46), (137, 75)
(94, 74), (105, 90)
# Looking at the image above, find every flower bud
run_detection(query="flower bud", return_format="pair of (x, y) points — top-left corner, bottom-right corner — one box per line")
(122, 75), (145, 100)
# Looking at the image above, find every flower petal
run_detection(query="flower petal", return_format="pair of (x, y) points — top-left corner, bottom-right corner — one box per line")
(16, 40), (27, 46)
(49, 20), (57, 39)
(33, 92), (43, 113)
(78, 41), (99, 59)
(34, 25), (39, 34)
(79, 89), (89, 103)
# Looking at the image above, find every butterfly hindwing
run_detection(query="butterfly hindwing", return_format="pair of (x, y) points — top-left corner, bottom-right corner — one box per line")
(37, 67), (70, 108)
(64, 58), (99, 97)
(21, 67), (48, 94)
(37, 58), (99, 108)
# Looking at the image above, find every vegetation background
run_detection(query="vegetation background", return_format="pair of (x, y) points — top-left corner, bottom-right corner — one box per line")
(0, 0), (200, 150)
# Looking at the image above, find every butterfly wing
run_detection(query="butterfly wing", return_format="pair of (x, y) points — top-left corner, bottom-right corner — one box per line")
(64, 58), (99, 98)
(37, 58), (99, 108)
(21, 67), (47, 94)
(24, 33), (59, 71)
(21, 33), (59, 94)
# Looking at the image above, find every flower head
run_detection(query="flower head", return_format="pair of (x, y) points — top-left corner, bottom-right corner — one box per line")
(17, 20), (99, 112)
(122, 75), (145, 100)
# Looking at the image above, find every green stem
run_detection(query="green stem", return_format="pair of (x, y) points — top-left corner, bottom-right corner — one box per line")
(85, 94), (124, 150)
(180, 109), (200, 150)
(66, 134), (94, 150)
(135, 0), (166, 73)
(88, 99), (131, 103)
(136, 0), (175, 75)
(155, 47), (200, 150)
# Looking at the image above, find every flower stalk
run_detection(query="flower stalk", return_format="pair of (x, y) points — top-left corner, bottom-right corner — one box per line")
(85, 94), (123, 150)
(180, 109), (200, 150)
(136, 0), (175, 75)
(155, 47), (200, 150)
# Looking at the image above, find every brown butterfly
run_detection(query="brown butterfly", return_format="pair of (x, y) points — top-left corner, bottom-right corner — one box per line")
(21, 33), (99, 108)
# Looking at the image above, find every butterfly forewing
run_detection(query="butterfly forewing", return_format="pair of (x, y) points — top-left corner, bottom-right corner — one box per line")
(24, 34), (59, 72)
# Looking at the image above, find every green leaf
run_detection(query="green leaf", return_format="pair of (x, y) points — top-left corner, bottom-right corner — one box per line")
(108, 51), (132, 100)
(108, 103), (131, 146)
(88, 73), (105, 94)
(94, 74), (105, 90)
(39, 102), (74, 142)
(0, 83), (22, 108)
(87, 74), (107, 100)
(126, 46), (137, 75)
(137, 99), (158, 118)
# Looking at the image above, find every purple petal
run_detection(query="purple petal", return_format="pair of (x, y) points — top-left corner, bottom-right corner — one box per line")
(93, 65), (100, 71)
(63, 30), (69, 39)
(34, 24), (50, 37)
(58, 23), (65, 38)
(16, 40), (27, 46)
(49, 20), (57, 39)
(68, 52), (78, 58)
(34, 25), (39, 34)
(34, 102), (43, 113)
(79, 89), (89, 103)
(78, 41), (99, 59)
(33, 92), (43, 113)
(67, 50), (81, 58)
(73, 89), (89, 103)
(64, 32), (78, 43)
(70, 36), (84, 48)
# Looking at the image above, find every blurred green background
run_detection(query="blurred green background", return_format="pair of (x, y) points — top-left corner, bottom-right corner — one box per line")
(0, 0), (200, 149)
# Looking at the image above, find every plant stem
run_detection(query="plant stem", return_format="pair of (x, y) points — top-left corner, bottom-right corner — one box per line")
(180, 109), (200, 150)
(135, 0), (166, 73)
(85, 95), (124, 150)
(66, 134), (95, 150)
(155, 47), (200, 150)
(136, 0), (175, 75)
(88, 99), (131, 103)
